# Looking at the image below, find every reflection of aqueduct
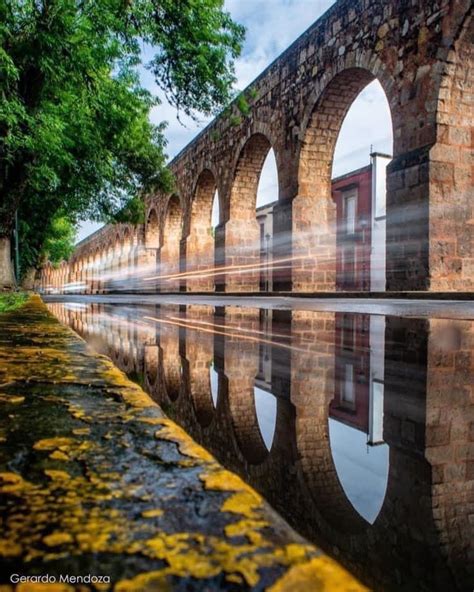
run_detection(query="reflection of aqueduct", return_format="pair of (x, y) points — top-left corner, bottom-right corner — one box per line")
(40, 0), (473, 294)
(48, 302), (474, 591)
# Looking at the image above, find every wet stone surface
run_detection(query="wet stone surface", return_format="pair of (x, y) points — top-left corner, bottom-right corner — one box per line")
(0, 296), (365, 591)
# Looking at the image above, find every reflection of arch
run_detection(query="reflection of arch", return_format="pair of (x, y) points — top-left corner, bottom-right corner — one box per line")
(187, 352), (216, 428)
(329, 418), (389, 524)
(210, 365), (219, 408)
(253, 386), (277, 452)
(161, 347), (182, 402)
(186, 170), (218, 292)
(290, 310), (375, 532)
(226, 354), (270, 464)
(296, 399), (376, 533)
(144, 345), (159, 387)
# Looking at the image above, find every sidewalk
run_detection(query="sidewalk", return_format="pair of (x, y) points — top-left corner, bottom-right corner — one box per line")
(0, 296), (366, 591)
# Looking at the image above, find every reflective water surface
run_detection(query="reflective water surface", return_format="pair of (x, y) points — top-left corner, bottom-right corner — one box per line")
(47, 300), (474, 592)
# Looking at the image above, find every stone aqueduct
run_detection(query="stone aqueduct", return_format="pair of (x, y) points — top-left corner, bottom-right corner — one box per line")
(40, 0), (473, 293)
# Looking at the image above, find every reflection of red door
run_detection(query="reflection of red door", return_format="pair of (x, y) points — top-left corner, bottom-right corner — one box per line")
(330, 313), (371, 433)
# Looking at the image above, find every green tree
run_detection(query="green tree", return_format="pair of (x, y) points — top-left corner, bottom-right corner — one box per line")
(0, 0), (244, 287)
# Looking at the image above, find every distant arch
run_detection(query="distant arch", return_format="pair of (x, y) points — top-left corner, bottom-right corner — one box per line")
(146, 208), (160, 249)
(186, 169), (218, 292)
(161, 195), (183, 291)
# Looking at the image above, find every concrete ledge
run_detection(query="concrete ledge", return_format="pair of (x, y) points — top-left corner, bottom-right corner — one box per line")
(0, 295), (367, 591)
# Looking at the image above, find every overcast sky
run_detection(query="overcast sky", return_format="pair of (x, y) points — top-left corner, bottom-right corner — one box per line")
(77, 0), (392, 242)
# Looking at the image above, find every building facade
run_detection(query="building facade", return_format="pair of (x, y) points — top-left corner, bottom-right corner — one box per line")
(254, 153), (391, 292)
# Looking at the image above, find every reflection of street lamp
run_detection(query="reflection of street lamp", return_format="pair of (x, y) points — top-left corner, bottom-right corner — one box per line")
(265, 233), (271, 292)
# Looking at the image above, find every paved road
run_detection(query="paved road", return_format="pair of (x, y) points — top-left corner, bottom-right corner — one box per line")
(44, 293), (474, 320)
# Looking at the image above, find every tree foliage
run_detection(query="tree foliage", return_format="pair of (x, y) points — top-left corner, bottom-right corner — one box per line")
(0, 0), (244, 271)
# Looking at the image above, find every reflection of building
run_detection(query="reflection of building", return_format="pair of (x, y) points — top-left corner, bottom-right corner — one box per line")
(330, 313), (385, 446)
(255, 309), (273, 391)
(255, 152), (391, 292)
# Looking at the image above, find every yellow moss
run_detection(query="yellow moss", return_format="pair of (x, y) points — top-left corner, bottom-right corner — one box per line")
(277, 543), (314, 563)
(0, 540), (22, 557)
(43, 532), (73, 547)
(226, 573), (244, 585)
(0, 394), (25, 404)
(155, 420), (214, 462)
(72, 427), (90, 435)
(49, 450), (69, 461)
(141, 509), (164, 518)
(44, 469), (70, 481)
(0, 472), (23, 484)
(224, 519), (268, 540)
(76, 530), (111, 552)
(0, 471), (25, 493)
(138, 416), (164, 425)
(268, 555), (370, 592)
(33, 437), (75, 451)
(221, 491), (262, 519)
(200, 468), (253, 493)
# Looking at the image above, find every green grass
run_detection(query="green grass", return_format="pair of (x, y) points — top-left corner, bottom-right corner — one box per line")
(0, 293), (28, 313)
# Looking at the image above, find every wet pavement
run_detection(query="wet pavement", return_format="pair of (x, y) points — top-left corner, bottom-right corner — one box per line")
(44, 293), (474, 320)
(44, 295), (474, 592)
(0, 296), (366, 591)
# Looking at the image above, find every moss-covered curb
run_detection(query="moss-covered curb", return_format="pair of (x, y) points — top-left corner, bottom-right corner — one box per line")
(0, 292), (28, 314)
(0, 295), (368, 591)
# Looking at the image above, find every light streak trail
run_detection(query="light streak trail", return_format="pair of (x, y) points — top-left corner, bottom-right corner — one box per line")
(143, 315), (324, 355)
(143, 254), (313, 282)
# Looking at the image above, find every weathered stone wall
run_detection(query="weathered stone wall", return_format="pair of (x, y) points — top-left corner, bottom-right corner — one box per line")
(40, 0), (473, 293)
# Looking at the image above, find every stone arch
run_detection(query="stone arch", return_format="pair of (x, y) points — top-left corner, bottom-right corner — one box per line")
(120, 227), (132, 277)
(293, 67), (391, 292)
(145, 208), (160, 249)
(222, 133), (276, 292)
(186, 169), (218, 292)
(103, 238), (115, 291)
(160, 195), (183, 292)
(92, 247), (101, 293)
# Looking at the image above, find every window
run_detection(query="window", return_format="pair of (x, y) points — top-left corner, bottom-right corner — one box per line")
(343, 363), (355, 406)
(344, 190), (357, 235)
